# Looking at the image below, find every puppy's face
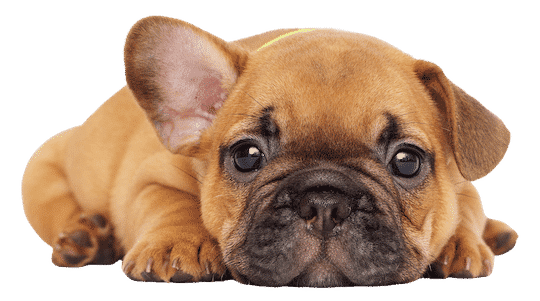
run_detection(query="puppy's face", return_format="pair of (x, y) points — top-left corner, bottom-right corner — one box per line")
(201, 33), (454, 286)
(125, 17), (509, 287)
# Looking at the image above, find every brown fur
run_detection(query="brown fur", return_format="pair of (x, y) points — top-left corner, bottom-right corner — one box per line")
(22, 16), (517, 286)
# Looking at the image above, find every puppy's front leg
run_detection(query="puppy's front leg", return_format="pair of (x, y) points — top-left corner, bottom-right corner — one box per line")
(425, 182), (517, 279)
(121, 184), (226, 282)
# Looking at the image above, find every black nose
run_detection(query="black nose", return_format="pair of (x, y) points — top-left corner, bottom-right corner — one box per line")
(278, 168), (360, 238)
(297, 188), (352, 237)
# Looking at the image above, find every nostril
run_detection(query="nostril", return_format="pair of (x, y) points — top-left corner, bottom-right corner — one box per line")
(331, 205), (350, 224)
(331, 207), (338, 218)
(299, 201), (317, 221)
(331, 208), (342, 226)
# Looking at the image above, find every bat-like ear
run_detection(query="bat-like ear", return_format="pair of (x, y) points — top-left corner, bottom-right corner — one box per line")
(125, 16), (248, 154)
(415, 60), (510, 181)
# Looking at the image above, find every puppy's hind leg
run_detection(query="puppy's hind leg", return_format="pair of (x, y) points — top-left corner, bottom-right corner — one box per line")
(22, 129), (120, 267)
(483, 219), (518, 256)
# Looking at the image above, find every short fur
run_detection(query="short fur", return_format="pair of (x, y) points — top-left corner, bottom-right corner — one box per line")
(22, 16), (517, 286)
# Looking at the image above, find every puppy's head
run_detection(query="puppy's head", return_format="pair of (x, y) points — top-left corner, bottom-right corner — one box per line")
(125, 16), (509, 287)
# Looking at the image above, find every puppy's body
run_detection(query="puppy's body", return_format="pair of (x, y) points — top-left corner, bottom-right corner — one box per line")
(23, 17), (516, 286)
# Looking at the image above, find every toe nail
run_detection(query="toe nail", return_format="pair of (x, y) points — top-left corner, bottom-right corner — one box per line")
(123, 261), (135, 274)
(162, 255), (170, 274)
(172, 258), (179, 270)
(200, 273), (219, 282)
(146, 258), (153, 274)
(465, 257), (472, 271)
(484, 259), (492, 274)
(423, 262), (446, 279)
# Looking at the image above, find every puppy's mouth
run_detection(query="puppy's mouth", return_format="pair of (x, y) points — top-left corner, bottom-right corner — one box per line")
(232, 251), (358, 287)
(287, 261), (355, 287)
(229, 211), (406, 287)
(224, 166), (416, 287)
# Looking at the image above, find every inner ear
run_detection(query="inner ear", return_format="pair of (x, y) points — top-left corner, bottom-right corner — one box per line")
(124, 16), (247, 154)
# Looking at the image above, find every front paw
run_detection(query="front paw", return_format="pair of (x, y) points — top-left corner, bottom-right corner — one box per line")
(424, 230), (494, 279)
(122, 233), (228, 283)
(425, 218), (518, 279)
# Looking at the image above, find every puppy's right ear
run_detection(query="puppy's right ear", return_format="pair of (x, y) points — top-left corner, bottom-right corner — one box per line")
(125, 16), (248, 154)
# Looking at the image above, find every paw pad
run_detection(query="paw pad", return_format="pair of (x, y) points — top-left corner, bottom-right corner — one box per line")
(52, 214), (119, 267)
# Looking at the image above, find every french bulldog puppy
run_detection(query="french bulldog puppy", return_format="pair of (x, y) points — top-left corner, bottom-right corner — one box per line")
(22, 16), (517, 287)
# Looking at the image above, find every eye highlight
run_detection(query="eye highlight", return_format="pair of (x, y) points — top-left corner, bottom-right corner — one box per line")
(390, 150), (421, 178)
(233, 143), (265, 172)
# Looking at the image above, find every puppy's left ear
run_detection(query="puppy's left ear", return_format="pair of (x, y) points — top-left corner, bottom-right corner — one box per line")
(125, 16), (248, 154)
(415, 60), (510, 181)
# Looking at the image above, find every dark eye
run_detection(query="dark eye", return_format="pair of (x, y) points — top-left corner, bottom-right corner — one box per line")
(233, 144), (265, 172)
(390, 150), (421, 178)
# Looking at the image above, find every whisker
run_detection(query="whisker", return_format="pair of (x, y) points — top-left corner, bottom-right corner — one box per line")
(396, 111), (418, 118)
(401, 121), (429, 127)
(228, 113), (259, 119)
(401, 121), (451, 133)
(171, 164), (202, 184)
(244, 92), (265, 109)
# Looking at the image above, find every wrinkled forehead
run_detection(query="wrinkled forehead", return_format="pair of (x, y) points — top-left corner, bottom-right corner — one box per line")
(218, 32), (437, 151)
(219, 91), (435, 160)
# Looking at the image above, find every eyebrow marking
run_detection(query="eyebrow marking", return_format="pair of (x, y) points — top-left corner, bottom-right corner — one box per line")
(377, 113), (400, 148)
(256, 107), (279, 139)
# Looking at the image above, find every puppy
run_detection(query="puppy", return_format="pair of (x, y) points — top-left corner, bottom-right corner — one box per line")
(22, 16), (517, 287)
